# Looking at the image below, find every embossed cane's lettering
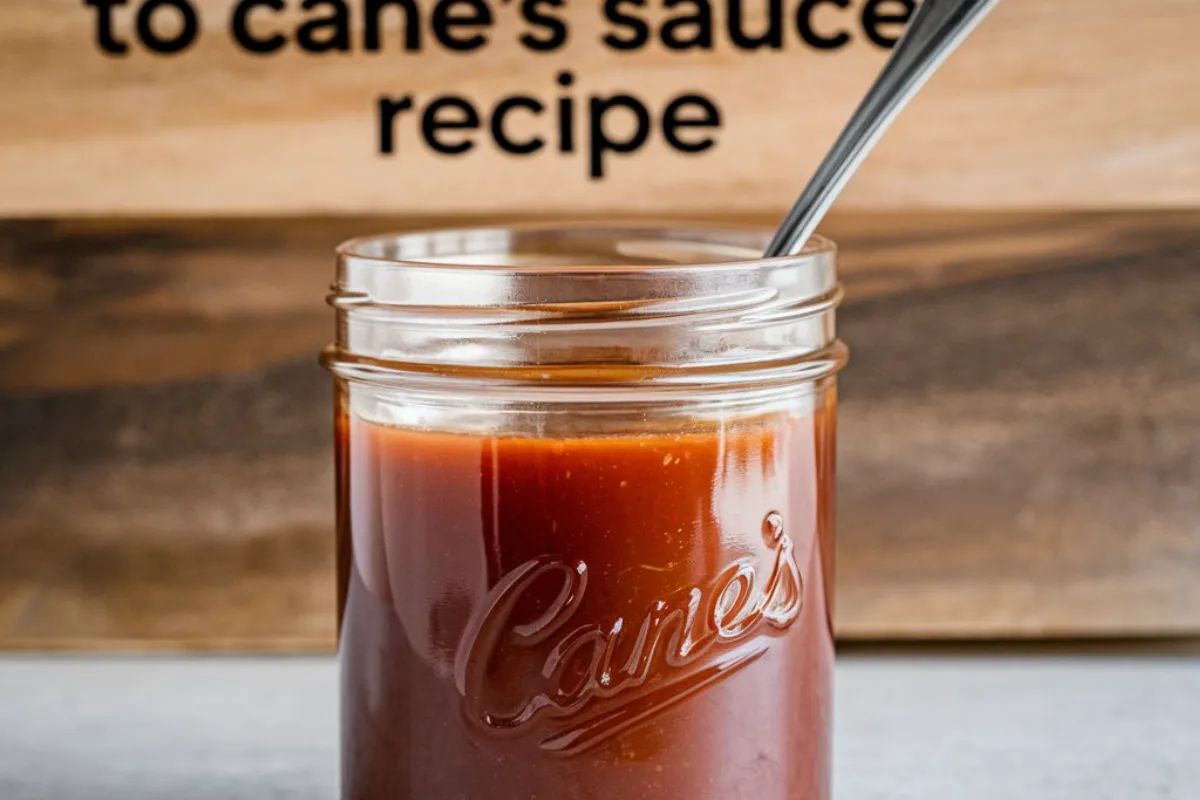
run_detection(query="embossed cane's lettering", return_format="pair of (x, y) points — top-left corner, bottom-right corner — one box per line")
(454, 511), (804, 753)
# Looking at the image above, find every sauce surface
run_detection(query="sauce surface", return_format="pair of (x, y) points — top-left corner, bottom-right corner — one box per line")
(338, 405), (835, 799)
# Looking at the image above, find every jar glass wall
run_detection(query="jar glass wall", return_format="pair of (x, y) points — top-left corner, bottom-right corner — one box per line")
(323, 224), (846, 800)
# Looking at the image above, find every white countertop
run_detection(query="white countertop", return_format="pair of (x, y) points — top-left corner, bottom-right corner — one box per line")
(0, 654), (1196, 799)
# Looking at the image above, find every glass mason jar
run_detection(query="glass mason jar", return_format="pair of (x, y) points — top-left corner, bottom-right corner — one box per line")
(322, 224), (846, 800)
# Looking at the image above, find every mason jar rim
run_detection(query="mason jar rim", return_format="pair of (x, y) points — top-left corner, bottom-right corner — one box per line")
(335, 220), (836, 275)
(324, 222), (845, 401)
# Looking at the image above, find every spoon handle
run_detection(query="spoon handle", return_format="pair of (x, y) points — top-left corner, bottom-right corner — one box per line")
(764, 0), (1002, 257)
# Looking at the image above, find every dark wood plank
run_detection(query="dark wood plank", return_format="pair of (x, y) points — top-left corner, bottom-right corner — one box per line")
(836, 215), (1200, 637)
(1, 211), (1197, 648)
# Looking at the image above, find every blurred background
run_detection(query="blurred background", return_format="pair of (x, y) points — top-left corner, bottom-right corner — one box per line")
(1, 0), (1198, 655)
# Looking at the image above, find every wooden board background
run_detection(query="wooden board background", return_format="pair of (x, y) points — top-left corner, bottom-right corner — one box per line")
(1, 0), (1199, 215)
(2, 210), (1198, 650)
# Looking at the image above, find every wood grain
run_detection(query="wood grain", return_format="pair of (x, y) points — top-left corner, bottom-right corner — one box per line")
(1, 210), (1198, 649)
(1, 0), (1198, 215)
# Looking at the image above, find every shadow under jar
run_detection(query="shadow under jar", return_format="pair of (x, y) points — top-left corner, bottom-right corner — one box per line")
(322, 224), (847, 800)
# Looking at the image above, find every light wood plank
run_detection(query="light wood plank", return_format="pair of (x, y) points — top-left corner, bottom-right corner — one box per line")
(0, 0), (1197, 215)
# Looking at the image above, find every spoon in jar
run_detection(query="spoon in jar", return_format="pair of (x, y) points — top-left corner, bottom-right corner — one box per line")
(764, 0), (1002, 257)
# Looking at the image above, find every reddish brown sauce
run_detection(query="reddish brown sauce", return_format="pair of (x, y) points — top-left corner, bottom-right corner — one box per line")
(337, 403), (835, 799)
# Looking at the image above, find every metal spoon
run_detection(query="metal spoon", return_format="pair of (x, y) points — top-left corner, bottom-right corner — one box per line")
(765, 0), (1002, 257)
